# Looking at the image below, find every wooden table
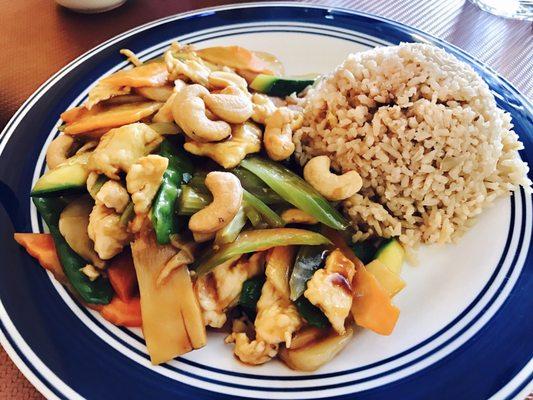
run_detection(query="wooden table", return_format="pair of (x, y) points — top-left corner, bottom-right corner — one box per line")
(0, 0), (531, 398)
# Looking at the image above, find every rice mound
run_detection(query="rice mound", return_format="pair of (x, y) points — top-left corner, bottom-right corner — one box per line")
(293, 43), (531, 248)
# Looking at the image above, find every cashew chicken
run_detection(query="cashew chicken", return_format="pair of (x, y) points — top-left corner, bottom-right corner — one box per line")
(251, 93), (277, 124)
(263, 107), (297, 161)
(126, 155), (169, 215)
(303, 156), (363, 201)
(204, 85), (253, 124)
(184, 122), (262, 169)
(208, 71), (248, 91)
(188, 171), (243, 234)
(172, 84), (231, 142)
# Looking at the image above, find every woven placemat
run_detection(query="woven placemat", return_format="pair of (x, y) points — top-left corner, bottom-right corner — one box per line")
(0, 0), (531, 398)
(0, 347), (43, 399)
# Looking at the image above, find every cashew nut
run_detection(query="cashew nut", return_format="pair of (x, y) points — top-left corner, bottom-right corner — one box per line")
(172, 84), (231, 142)
(204, 86), (253, 124)
(303, 156), (362, 201)
(208, 71), (248, 90)
(46, 134), (75, 169)
(263, 107), (295, 161)
(189, 172), (243, 234)
(281, 209), (318, 225)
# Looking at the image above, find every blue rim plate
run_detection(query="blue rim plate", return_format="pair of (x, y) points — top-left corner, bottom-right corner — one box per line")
(0, 3), (531, 399)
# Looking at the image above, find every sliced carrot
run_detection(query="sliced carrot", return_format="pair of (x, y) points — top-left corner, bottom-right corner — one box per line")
(350, 266), (400, 335)
(108, 249), (138, 302)
(63, 101), (162, 135)
(99, 296), (142, 327)
(60, 106), (87, 123)
(101, 62), (168, 88)
(322, 228), (400, 335)
(197, 46), (271, 73)
(14, 233), (67, 285)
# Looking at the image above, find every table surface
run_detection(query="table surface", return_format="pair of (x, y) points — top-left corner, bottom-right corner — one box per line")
(0, 0), (531, 398)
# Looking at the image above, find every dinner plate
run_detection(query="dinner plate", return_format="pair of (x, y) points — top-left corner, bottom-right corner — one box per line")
(0, 3), (531, 399)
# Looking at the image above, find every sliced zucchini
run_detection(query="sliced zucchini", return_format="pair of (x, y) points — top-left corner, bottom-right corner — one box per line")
(250, 74), (317, 97)
(31, 163), (88, 197)
(375, 239), (405, 275)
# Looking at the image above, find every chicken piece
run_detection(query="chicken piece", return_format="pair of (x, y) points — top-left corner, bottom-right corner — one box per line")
(225, 332), (278, 365)
(194, 253), (265, 328)
(126, 155), (168, 215)
(88, 203), (131, 260)
(88, 123), (162, 179)
(304, 249), (356, 334)
(214, 252), (265, 306)
(95, 180), (130, 213)
(184, 122), (262, 169)
(86, 62), (168, 109)
(195, 271), (227, 328)
(164, 48), (211, 85)
(251, 93), (277, 124)
(255, 247), (302, 347)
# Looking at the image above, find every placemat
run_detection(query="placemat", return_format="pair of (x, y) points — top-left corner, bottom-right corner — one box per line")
(0, 0), (531, 398)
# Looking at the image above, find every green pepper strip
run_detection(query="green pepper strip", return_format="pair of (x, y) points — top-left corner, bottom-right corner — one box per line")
(240, 157), (349, 230)
(239, 275), (266, 318)
(151, 139), (194, 244)
(231, 167), (284, 205)
(194, 228), (331, 276)
(33, 197), (113, 304)
(242, 190), (284, 228)
(294, 296), (330, 329)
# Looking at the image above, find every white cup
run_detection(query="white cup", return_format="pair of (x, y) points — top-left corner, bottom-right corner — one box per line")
(55, 0), (127, 13)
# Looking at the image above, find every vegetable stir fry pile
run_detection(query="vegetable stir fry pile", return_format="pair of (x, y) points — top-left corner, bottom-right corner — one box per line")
(15, 42), (406, 370)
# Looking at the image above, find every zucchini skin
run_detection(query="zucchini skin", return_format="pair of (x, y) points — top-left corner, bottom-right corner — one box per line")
(250, 74), (315, 97)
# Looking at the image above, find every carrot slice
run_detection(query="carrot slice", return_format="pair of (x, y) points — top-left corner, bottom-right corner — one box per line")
(322, 228), (400, 335)
(101, 62), (168, 88)
(108, 249), (138, 302)
(62, 101), (162, 135)
(350, 266), (400, 335)
(14, 233), (67, 285)
(197, 46), (271, 73)
(99, 296), (142, 327)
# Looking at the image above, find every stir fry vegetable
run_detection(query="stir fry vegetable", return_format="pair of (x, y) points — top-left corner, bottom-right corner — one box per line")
(195, 228), (331, 276)
(289, 245), (329, 301)
(240, 157), (349, 230)
(242, 190), (284, 228)
(151, 139), (193, 244)
(33, 197), (113, 304)
(294, 297), (330, 329)
(177, 185), (210, 215)
(15, 42), (409, 372)
(214, 207), (247, 245)
(231, 167), (284, 205)
(239, 275), (266, 317)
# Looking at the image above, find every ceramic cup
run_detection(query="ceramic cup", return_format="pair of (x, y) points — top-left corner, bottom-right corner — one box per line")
(55, 0), (127, 13)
